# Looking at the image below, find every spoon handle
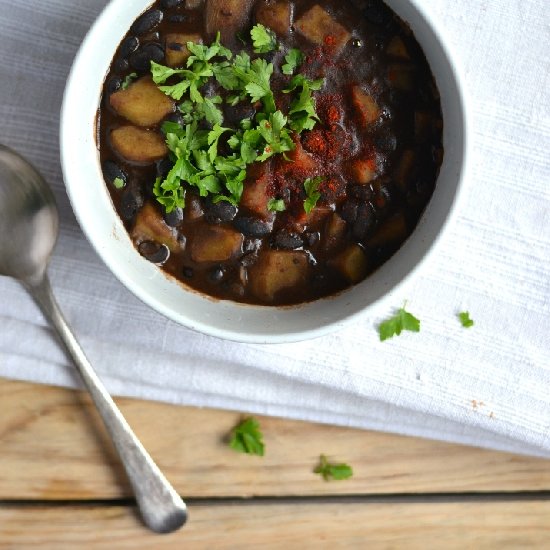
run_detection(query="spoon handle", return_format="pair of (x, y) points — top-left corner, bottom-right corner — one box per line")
(26, 274), (187, 533)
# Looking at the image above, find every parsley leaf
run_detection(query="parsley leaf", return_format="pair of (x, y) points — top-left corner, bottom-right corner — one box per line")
(250, 24), (277, 54)
(458, 311), (474, 328)
(285, 77), (324, 133)
(234, 58), (276, 113)
(282, 48), (304, 75)
(256, 110), (294, 161)
(303, 176), (323, 213)
(314, 455), (353, 481)
(378, 304), (421, 341)
(112, 176), (125, 189)
(207, 124), (231, 162)
(267, 198), (286, 212)
(229, 417), (265, 456)
(153, 173), (185, 213)
(121, 72), (137, 90)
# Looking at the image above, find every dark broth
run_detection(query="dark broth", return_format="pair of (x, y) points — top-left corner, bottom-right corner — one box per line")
(98, 0), (443, 305)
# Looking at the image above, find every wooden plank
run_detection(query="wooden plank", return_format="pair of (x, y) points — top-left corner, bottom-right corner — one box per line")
(1, 501), (549, 548)
(0, 378), (549, 500)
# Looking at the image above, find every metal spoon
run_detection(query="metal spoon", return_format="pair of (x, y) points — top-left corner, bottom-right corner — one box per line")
(0, 144), (187, 533)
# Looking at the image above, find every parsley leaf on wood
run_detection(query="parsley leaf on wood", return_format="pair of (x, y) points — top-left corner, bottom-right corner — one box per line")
(229, 417), (265, 456)
(314, 455), (353, 481)
(250, 24), (277, 53)
(303, 176), (324, 214)
(378, 304), (420, 341)
(282, 48), (304, 75)
(458, 311), (474, 328)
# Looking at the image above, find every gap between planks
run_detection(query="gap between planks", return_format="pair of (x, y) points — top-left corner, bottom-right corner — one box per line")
(1, 378), (549, 500)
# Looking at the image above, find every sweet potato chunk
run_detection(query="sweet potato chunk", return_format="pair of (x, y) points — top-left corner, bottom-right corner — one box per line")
(387, 36), (410, 60)
(255, 0), (291, 36)
(294, 5), (351, 55)
(285, 138), (317, 172)
(394, 149), (416, 190)
(368, 212), (408, 247)
(165, 33), (202, 67)
(131, 202), (179, 251)
(109, 77), (174, 126)
(249, 251), (309, 302)
(241, 163), (272, 218)
(352, 157), (377, 184)
(111, 126), (168, 164)
(190, 226), (243, 262)
(330, 244), (368, 283)
(206, 0), (255, 43)
(351, 86), (380, 127)
(387, 64), (415, 91)
(323, 213), (347, 251)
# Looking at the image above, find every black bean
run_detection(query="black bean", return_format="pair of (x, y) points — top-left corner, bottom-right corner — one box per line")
(177, 234), (187, 249)
(363, 2), (392, 26)
(349, 184), (374, 201)
(375, 133), (397, 152)
(120, 188), (144, 221)
(183, 266), (194, 278)
(119, 36), (139, 59)
(156, 157), (173, 178)
(223, 103), (256, 126)
(303, 231), (319, 247)
(102, 160), (127, 185)
(273, 231), (303, 250)
(113, 58), (129, 72)
(206, 201), (237, 224)
(161, 0), (184, 7)
(164, 206), (184, 227)
(129, 43), (164, 72)
(352, 203), (375, 240)
(105, 76), (122, 95)
(340, 200), (358, 223)
(138, 241), (170, 265)
(131, 9), (164, 36)
(164, 112), (185, 128)
(209, 267), (225, 282)
(168, 14), (187, 23)
(233, 217), (272, 237)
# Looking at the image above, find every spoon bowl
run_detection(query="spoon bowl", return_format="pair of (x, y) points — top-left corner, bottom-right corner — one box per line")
(0, 146), (58, 284)
(0, 144), (187, 533)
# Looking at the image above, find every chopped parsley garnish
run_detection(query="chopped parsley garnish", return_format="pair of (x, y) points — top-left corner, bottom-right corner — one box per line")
(112, 176), (125, 189)
(284, 75), (324, 133)
(282, 48), (304, 75)
(229, 417), (265, 456)
(250, 23), (277, 53)
(303, 176), (323, 214)
(121, 72), (137, 90)
(267, 198), (286, 212)
(314, 455), (353, 481)
(150, 30), (324, 212)
(458, 311), (474, 328)
(378, 303), (420, 341)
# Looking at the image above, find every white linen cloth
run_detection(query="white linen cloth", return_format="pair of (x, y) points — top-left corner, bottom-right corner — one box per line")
(0, 0), (549, 457)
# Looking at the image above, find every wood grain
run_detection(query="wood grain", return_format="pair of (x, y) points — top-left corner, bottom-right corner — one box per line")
(1, 501), (549, 549)
(1, 378), (549, 500)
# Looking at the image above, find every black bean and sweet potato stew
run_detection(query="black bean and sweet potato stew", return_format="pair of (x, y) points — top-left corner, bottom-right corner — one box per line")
(99, 0), (443, 305)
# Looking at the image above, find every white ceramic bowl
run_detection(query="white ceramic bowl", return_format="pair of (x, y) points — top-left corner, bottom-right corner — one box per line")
(61, 0), (468, 343)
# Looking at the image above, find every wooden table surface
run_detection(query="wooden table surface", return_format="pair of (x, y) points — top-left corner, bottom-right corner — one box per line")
(0, 378), (549, 549)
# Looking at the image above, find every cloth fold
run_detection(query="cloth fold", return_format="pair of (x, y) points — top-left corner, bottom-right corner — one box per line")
(0, 0), (549, 457)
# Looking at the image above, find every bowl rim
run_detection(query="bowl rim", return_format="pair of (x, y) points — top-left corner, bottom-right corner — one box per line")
(60, 0), (470, 343)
